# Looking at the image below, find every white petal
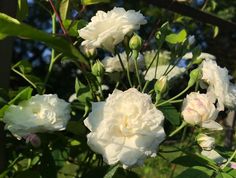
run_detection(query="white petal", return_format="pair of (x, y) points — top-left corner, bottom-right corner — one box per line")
(201, 121), (223, 130)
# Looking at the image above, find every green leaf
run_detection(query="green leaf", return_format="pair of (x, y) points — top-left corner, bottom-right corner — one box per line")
(0, 13), (87, 65)
(63, 19), (87, 36)
(172, 153), (219, 171)
(176, 166), (214, 178)
(0, 87), (33, 118)
(104, 164), (120, 178)
(165, 29), (187, 44)
(81, 0), (111, 5)
(14, 170), (41, 178)
(159, 104), (180, 125)
(16, 0), (29, 21)
(216, 172), (234, 178)
(67, 120), (87, 136)
(75, 79), (92, 104)
(213, 26), (219, 38)
(60, 0), (70, 20)
(223, 167), (236, 177)
(8, 87), (33, 105)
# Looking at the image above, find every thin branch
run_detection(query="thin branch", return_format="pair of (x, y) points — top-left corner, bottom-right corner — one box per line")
(48, 0), (68, 36)
(146, 0), (236, 32)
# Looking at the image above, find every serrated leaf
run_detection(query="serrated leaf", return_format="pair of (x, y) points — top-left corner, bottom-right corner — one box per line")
(60, 0), (70, 20)
(159, 104), (180, 125)
(0, 13), (87, 65)
(165, 29), (187, 44)
(63, 19), (87, 36)
(16, 0), (28, 21)
(81, 0), (111, 5)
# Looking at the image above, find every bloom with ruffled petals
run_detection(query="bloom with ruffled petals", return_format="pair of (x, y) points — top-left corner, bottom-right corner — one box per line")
(78, 7), (147, 52)
(3, 94), (71, 139)
(84, 88), (165, 168)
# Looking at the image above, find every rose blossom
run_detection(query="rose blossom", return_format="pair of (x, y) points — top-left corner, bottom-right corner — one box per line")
(197, 134), (215, 151)
(3, 94), (71, 139)
(78, 7), (147, 53)
(181, 92), (222, 130)
(102, 52), (145, 72)
(84, 88), (165, 168)
(200, 59), (236, 111)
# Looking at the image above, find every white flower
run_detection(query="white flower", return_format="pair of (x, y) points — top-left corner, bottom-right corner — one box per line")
(181, 92), (222, 130)
(84, 88), (165, 168)
(3, 94), (71, 139)
(102, 52), (145, 72)
(182, 52), (216, 60)
(197, 134), (215, 151)
(78, 7), (147, 52)
(200, 59), (236, 111)
(144, 65), (185, 81)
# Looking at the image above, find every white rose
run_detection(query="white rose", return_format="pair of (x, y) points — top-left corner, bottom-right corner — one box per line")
(197, 134), (215, 151)
(181, 92), (222, 130)
(144, 65), (185, 81)
(78, 7), (147, 53)
(84, 88), (165, 168)
(102, 52), (145, 72)
(200, 59), (236, 111)
(182, 52), (216, 60)
(3, 94), (71, 139)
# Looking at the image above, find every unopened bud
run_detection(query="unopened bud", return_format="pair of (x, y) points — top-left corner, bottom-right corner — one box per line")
(24, 134), (41, 148)
(197, 134), (215, 151)
(188, 68), (201, 87)
(80, 45), (97, 58)
(129, 33), (142, 50)
(192, 57), (203, 65)
(154, 76), (168, 94)
(91, 60), (105, 77)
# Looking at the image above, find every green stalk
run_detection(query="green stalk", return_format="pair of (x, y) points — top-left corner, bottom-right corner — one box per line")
(156, 86), (190, 107)
(168, 121), (187, 138)
(132, 50), (142, 90)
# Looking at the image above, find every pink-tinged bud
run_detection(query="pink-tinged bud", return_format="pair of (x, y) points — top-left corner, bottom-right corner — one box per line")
(24, 134), (41, 148)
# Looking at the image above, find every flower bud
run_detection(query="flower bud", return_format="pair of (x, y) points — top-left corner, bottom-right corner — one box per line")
(129, 33), (142, 50)
(197, 134), (215, 151)
(192, 57), (203, 65)
(24, 134), (41, 148)
(154, 76), (168, 94)
(92, 60), (105, 77)
(188, 68), (201, 87)
(80, 45), (97, 58)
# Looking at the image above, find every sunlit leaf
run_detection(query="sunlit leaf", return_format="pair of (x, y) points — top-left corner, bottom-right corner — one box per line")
(0, 13), (87, 65)
(165, 29), (187, 44)
(16, 0), (29, 21)
(81, 0), (111, 6)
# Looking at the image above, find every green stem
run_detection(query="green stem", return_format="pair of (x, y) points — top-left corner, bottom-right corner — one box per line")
(156, 86), (190, 107)
(168, 121), (187, 138)
(222, 149), (236, 169)
(11, 68), (37, 89)
(133, 50), (142, 90)
(142, 80), (150, 93)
